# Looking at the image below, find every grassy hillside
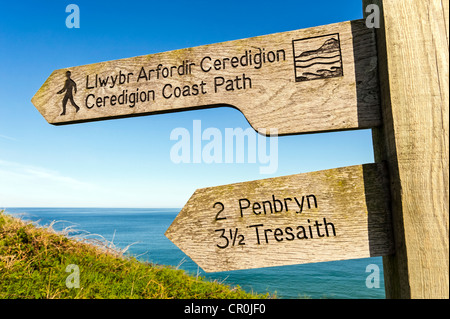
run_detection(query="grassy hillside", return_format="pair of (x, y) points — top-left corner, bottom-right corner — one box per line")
(0, 211), (270, 299)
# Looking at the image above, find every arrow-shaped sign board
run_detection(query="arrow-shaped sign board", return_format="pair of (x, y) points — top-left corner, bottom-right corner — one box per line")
(32, 19), (380, 135)
(165, 164), (394, 272)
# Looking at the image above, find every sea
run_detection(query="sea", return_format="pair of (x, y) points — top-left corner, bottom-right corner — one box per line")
(3, 207), (386, 299)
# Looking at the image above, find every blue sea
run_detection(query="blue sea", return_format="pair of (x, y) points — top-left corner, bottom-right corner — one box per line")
(4, 207), (386, 299)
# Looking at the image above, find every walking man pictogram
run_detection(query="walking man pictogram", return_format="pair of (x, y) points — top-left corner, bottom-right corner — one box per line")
(57, 70), (80, 115)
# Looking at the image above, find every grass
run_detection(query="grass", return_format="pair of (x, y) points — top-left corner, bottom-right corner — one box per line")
(0, 210), (271, 299)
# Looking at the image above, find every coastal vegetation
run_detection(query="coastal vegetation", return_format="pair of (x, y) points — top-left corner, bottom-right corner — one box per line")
(0, 210), (269, 299)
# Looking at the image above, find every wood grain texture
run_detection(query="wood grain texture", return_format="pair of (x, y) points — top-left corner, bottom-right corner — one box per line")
(365, 0), (449, 299)
(165, 163), (393, 272)
(31, 19), (380, 135)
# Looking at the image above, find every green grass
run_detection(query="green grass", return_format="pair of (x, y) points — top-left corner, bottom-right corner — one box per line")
(0, 210), (271, 299)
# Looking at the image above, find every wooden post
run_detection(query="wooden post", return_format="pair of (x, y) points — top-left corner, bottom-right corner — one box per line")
(363, 0), (449, 298)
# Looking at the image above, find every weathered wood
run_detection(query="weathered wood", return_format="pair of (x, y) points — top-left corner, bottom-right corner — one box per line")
(364, 0), (449, 299)
(165, 163), (394, 272)
(31, 19), (380, 135)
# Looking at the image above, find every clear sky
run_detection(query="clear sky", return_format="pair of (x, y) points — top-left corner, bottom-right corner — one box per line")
(0, 0), (373, 208)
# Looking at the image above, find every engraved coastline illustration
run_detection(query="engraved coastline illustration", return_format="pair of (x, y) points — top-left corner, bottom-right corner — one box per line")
(293, 34), (343, 82)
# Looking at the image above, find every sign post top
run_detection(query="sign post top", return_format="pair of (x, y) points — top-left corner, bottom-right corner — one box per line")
(32, 19), (380, 135)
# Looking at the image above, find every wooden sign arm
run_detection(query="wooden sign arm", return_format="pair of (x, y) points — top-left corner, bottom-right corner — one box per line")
(32, 19), (380, 136)
(165, 163), (394, 272)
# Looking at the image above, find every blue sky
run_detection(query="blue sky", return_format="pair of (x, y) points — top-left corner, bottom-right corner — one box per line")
(0, 0), (374, 208)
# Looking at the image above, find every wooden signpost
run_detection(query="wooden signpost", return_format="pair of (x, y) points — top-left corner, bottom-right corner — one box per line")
(31, 0), (448, 298)
(31, 19), (379, 136)
(165, 164), (394, 272)
(363, 0), (449, 299)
